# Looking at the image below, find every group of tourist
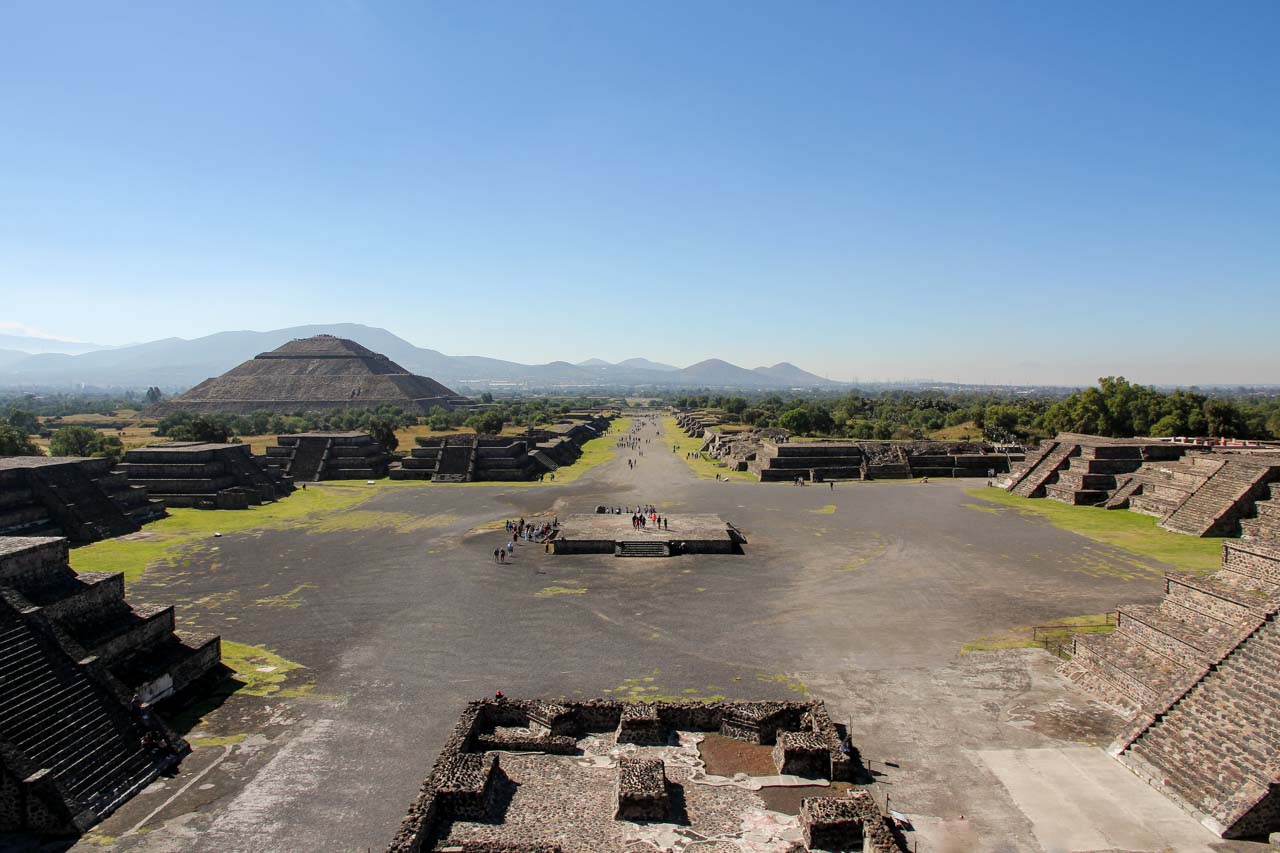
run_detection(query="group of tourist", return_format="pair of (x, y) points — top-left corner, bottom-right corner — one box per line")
(494, 516), (559, 562)
(631, 506), (668, 530)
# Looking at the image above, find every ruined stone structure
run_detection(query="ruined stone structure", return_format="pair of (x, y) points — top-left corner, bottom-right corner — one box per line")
(121, 442), (293, 509)
(747, 439), (1016, 482)
(263, 431), (390, 481)
(0, 537), (221, 833)
(392, 435), (544, 483)
(1007, 434), (1280, 537)
(0, 457), (164, 544)
(1059, 538), (1280, 837)
(391, 415), (612, 483)
(147, 335), (468, 416)
(388, 698), (898, 852)
(1006, 433), (1200, 505)
(555, 513), (744, 556)
(1108, 453), (1280, 537)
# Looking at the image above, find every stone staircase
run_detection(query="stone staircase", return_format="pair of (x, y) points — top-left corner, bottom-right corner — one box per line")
(1057, 537), (1280, 837)
(288, 436), (331, 482)
(1241, 483), (1280, 545)
(616, 542), (668, 557)
(1160, 459), (1280, 537)
(1103, 474), (1143, 509)
(0, 601), (171, 831)
(1, 537), (222, 704)
(434, 444), (473, 483)
(1009, 440), (1076, 498)
(27, 462), (139, 543)
(1115, 615), (1280, 837)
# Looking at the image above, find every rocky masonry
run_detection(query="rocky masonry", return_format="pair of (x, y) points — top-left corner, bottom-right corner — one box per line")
(121, 442), (293, 509)
(0, 536), (221, 833)
(1007, 434), (1280, 538)
(0, 457), (164, 544)
(391, 415), (613, 483)
(263, 431), (390, 481)
(1058, 538), (1280, 837)
(147, 334), (468, 416)
(388, 698), (894, 852)
(613, 757), (668, 821)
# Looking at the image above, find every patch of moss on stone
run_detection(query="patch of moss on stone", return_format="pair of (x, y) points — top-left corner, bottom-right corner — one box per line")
(219, 640), (311, 697)
(757, 673), (809, 697)
(536, 586), (587, 597)
(255, 583), (316, 609)
(71, 485), (379, 583)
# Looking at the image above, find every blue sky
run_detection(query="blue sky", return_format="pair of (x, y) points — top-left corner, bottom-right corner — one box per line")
(2, 1), (1277, 384)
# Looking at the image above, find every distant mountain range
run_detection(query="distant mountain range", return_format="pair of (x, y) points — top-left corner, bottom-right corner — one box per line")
(0, 323), (839, 391)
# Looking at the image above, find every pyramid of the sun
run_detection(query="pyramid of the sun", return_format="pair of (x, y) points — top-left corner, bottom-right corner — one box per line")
(149, 335), (467, 415)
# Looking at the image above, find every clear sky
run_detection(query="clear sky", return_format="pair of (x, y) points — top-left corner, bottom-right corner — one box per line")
(2, 1), (1277, 385)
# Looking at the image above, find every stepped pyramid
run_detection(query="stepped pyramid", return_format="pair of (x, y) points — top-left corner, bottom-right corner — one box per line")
(0, 457), (165, 544)
(1059, 539), (1280, 837)
(0, 537), (222, 833)
(148, 335), (468, 416)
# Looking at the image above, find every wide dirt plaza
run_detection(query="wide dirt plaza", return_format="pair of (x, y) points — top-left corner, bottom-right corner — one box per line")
(60, 416), (1260, 852)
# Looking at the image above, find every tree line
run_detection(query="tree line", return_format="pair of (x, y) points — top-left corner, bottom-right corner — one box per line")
(670, 378), (1280, 442)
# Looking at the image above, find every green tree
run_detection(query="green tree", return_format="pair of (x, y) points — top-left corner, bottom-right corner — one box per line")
(49, 425), (104, 457)
(466, 411), (505, 435)
(778, 408), (813, 435)
(0, 424), (40, 456)
(367, 416), (399, 452)
(6, 409), (40, 435)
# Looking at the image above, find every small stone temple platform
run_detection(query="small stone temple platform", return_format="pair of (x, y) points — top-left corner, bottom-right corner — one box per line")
(554, 513), (744, 557)
(388, 698), (906, 853)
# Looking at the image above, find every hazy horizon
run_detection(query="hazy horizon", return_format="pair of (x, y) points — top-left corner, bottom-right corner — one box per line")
(3, 3), (1277, 387)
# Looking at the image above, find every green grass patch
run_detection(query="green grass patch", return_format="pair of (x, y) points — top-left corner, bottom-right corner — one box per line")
(254, 583), (315, 609)
(187, 733), (248, 748)
(757, 672), (810, 697)
(812, 504), (837, 515)
(550, 417), (633, 485)
(70, 484), (379, 583)
(536, 586), (587, 597)
(662, 417), (756, 482)
(219, 640), (312, 697)
(966, 488), (1222, 571)
(962, 613), (1115, 653)
(308, 510), (459, 533)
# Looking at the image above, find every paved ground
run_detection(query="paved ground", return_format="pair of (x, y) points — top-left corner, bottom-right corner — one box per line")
(30, 414), (1266, 852)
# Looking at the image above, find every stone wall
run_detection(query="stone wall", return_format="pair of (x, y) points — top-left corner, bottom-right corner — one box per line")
(0, 458), (163, 545)
(121, 442), (291, 509)
(387, 697), (856, 852)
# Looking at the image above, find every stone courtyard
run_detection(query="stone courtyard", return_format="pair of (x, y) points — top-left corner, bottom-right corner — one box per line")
(16, 415), (1273, 851)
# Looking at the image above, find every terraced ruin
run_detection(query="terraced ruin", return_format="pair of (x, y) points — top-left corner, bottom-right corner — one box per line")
(1060, 539), (1280, 836)
(147, 335), (468, 416)
(0, 457), (164, 543)
(389, 698), (905, 853)
(1006, 432), (1280, 537)
(0, 537), (221, 833)
(263, 431), (391, 482)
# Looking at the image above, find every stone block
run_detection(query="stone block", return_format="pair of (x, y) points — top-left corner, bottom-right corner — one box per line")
(772, 731), (830, 778)
(614, 757), (668, 821)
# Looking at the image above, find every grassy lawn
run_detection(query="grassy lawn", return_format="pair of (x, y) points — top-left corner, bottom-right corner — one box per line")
(550, 416), (632, 485)
(963, 612), (1116, 653)
(70, 483), (380, 583)
(966, 487), (1222, 571)
(662, 417), (756, 482)
(928, 422), (983, 441)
